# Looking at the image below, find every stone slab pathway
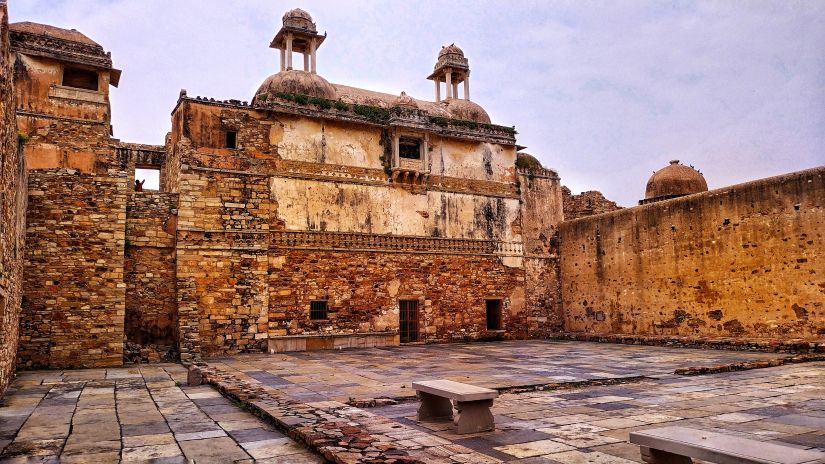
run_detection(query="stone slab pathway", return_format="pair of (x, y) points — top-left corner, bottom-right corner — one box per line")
(0, 364), (323, 463)
(207, 340), (786, 403)
(372, 361), (825, 463)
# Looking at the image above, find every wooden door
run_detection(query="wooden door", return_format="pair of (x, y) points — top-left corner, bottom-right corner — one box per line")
(399, 300), (419, 343)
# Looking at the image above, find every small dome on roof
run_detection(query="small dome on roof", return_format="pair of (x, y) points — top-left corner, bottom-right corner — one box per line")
(439, 43), (464, 58)
(283, 8), (313, 22)
(256, 69), (337, 101)
(444, 98), (491, 124)
(392, 91), (418, 109)
(644, 160), (708, 203)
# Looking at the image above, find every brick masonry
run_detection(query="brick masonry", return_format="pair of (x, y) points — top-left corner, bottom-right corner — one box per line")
(562, 186), (622, 220)
(0, 1), (27, 395)
(18, 169), (127, 368)
(559, 167), (825, 340)
(125, 191), (178, 349)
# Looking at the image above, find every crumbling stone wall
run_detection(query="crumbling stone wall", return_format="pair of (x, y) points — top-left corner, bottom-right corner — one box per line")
(519, 168), (565, 336)
(0, 0), (27, 395)
(268, 249), (525, 341)
(125, 192), (178, 352)
(560, 167), (825, 340)
(562, 186), (622, 220)
(19, 169), (127, 368)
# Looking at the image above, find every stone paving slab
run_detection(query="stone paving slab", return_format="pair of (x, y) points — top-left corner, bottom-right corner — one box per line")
(207, 340), (786, 403)
(371, 361), (825, 463)
(0, 364), (323, 463)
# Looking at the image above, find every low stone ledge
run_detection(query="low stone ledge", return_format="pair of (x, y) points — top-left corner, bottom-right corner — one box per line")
(674, 354), (825, 376)
(196, 363), (495, 463)
(197, 364), (417, 463)
(549, 333), (825, 353)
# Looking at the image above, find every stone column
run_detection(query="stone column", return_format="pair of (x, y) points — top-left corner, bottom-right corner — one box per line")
(453, 81), (459, 100)
(445, 69), (452, 99)
(303, 52), (309, 71)
(393, 132), (400, 167)
(464, 77), (470, 100)
(310, 38), (317, 74)
(435, 79), (441, 102)
(286, 33), (293, 69)
(280, 48), (286, 71)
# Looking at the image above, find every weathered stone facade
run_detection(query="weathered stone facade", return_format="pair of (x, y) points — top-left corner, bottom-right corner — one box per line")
(0, 0), (27, 395)
(1, 6), (821, 379)
(562, 186), (622, 220)
(560, 167), (825, 339)
(19, 169), (127, 368)
(11, 18), (128, 369)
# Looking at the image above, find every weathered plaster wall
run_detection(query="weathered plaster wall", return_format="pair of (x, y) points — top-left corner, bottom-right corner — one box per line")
(0, 1), (27, 395)
(125, 192), (178, 348)
(19, 169), (127, 368)
(560, 167), (825, 339)
(12, 51), (115, 172)
(271, 177), (521, 241)
(168, 99), (552, 359)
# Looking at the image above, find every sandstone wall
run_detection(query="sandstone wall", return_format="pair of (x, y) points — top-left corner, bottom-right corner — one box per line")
(267, 249), (525, 341)
(519, 168), (565, 336)
(19, 169), (127, 368)
(0, 0), (27, 395)
(560, 167), (825, 339)
(168, 98), (555, 359)
(125, 192), (178, 349)
(562, 186), (622, 220)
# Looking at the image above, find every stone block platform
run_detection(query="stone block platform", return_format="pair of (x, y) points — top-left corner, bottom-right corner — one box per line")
(0, 364), (321, 463)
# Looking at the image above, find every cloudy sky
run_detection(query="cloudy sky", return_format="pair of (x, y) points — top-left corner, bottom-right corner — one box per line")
(9, 0), (825, 205)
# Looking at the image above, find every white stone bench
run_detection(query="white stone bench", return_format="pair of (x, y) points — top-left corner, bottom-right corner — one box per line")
(630, 426), (825, 464)
(412, 379), (498, 434)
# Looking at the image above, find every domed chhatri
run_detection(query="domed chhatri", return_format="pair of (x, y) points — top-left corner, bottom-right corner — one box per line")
(259, 9), (494, 124)
(256, 69), (337, 100)
(282, 8), (316, 32)
(439, 43), (464, 58)
(641, 160), (708, 204)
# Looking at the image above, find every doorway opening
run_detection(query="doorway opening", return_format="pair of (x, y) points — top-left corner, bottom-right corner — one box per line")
(399, 300), (419, 343)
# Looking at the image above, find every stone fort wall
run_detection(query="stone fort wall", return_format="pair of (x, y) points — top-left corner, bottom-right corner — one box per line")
(559, 167), (825, 340)
(0, 1), (27, 395)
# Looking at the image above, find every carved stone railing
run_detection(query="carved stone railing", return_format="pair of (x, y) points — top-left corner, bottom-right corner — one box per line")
(271, 230), (523, 256)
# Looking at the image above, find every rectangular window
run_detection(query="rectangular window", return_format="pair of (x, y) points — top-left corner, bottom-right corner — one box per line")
(225, 131), (237, 149)
(486, 299), (502, 330)
(310, 300), (328, 320)
(62, 67), (98, 91)
(134, 168), (160, 191)
(399, 137), (421, 159)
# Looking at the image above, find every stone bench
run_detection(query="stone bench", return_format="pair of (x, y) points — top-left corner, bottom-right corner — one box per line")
(412, 379), (498, 434)
(630, 426), (825, 464)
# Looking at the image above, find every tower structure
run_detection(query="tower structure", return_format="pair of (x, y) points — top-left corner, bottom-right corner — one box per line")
(427, 43), (470, 102)
(270, 8), (326, 73)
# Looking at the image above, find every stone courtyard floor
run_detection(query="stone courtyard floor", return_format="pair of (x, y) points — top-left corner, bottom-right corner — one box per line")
(0, 364), (322, 463)
(206, 340), (788, 403)
(0, 341), (823, 463)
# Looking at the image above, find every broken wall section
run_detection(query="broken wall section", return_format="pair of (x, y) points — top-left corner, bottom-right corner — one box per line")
(124, 191), (178, 362)
(0, 0), (27, 395)
(562, 187), (622, 220)
(518, 167), (565, 336)
(559, 167), (825, 340)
